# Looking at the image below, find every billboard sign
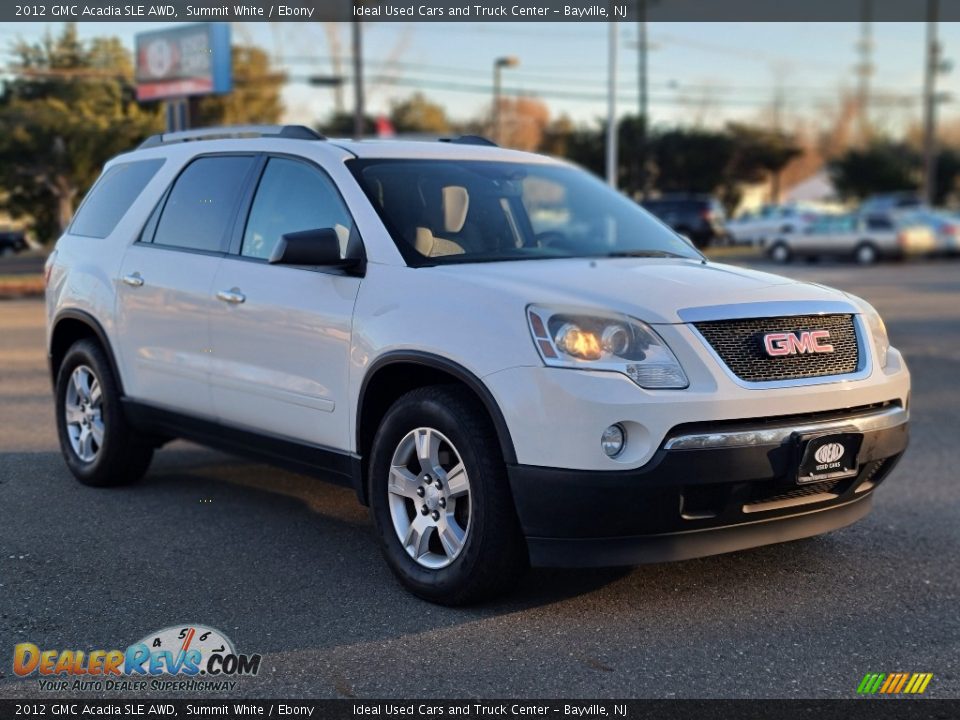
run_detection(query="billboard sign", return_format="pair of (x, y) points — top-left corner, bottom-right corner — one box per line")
(135, 23), (232, 101)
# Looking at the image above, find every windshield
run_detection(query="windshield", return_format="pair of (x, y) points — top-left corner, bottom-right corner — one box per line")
(347, 159), (702, 266)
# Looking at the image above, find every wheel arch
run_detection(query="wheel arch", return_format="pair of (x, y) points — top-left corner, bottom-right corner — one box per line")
(355, 351), (518, 505)
(49, 310), (124, 395)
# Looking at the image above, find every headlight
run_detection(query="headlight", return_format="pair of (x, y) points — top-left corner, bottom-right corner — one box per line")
(844, 294), (889, 369)
(527, 305), (689, 389)
(862, 305), (890, 369)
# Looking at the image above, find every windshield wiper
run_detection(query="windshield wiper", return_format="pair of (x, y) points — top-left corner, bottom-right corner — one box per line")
(600, 250), (691, 259)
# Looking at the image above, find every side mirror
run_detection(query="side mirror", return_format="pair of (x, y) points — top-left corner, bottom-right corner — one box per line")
(268, 228), (362, 269)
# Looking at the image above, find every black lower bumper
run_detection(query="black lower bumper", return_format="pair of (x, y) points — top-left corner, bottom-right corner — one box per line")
(507, 414), (908, 568)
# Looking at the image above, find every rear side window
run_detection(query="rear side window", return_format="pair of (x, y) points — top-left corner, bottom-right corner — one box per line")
(70, 159), (164, 238)
(865, 216), (894, 231)
(152, 155), (255, 252)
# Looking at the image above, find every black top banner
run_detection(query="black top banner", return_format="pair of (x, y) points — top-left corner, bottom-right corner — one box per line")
(5, 0), (960, 23)
(0, 699), (956, 720)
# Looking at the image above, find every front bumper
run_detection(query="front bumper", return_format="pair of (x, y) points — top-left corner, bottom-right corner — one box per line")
(508, 404), (908, 567)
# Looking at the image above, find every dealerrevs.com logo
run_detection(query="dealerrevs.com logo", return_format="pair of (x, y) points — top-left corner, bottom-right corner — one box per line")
(13, 624), (261, 692)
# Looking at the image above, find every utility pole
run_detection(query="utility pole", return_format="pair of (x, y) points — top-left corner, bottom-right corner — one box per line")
(606, 20), (619, 188)
(855, 0), (874, 143)
(493, 56), (519, 145)
(921, 0), (940, 206)
(637, 0), (648, 196)
(352, 19), (365, 139)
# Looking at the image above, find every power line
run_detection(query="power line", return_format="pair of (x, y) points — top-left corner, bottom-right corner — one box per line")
(288, 72), (924, 108)
(279, 54), (924, 99)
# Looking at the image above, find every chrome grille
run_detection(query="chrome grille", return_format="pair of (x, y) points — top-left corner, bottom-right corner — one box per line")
(694, 314), (860, 382)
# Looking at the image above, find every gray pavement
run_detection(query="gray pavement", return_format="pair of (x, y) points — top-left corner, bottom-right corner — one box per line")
(0, 259), (958, 699)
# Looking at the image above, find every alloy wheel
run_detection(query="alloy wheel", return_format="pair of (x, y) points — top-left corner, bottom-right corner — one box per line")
(387, 427), (472, 569)
(64, 365), (104, 463)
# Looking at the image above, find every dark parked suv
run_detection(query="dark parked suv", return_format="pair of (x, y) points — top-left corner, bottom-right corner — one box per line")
(0, 229), (27, 256)
(641, 194), (727, 248)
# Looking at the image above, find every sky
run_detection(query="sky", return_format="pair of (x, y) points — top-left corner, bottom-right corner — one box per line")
(3, 21), (959, 134)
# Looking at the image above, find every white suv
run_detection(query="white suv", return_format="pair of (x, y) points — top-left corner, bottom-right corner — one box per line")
(46, 126), (910, 604)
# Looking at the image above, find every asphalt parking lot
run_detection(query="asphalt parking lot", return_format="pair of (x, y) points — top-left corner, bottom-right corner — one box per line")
(1, 259), (958, 699)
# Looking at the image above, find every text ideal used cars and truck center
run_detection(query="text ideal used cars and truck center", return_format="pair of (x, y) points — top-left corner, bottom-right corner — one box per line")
(44, 125), (909, 604)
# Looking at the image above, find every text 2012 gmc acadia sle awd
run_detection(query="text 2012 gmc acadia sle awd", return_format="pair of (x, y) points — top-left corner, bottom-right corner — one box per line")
(45, 126), (909, 604)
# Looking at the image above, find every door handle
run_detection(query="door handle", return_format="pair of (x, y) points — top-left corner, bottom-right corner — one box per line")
(122, 273), (144, 288)
(216, 288), (246, 304)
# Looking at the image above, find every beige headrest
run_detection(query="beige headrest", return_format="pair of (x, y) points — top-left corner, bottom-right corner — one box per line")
(442, 186), (469, 233)
(414, 227), (465, 257)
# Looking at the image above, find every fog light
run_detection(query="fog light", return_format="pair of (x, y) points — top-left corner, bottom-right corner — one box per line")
(601, 424), (626, 458)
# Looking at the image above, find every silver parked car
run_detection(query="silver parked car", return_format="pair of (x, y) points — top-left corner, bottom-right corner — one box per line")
(768, 213), (936, 264)
(727, 204), (818, 247)
(898, 209), (960, 255)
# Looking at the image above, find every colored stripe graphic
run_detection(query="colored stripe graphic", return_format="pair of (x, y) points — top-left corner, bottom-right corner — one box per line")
(893, 673), (909, 693)
(879, 674), (897, 693)
(858, 672), (933, 694)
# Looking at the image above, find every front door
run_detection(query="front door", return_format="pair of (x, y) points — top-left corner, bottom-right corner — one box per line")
(208, 156), (361, 450)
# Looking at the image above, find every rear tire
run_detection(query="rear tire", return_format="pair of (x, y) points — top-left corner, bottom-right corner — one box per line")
(55, 339), (154, 487)
(854, 242), (879, 265)
(368, 385), (527, 605)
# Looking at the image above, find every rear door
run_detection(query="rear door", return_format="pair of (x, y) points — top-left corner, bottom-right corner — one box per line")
(863, 215), (898, 252)
(208, 155), (361, 450)
(116, 154), (258, 418)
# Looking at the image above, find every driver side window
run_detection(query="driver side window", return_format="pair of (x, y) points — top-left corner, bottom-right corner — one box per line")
(242, 157), (354, 261)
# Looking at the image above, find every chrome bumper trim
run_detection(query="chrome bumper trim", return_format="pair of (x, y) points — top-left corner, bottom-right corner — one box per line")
(663, 404), (908, 451)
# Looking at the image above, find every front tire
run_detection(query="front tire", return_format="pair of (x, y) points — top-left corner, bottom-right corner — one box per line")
(368, 386), (527, 605)
(55, 339), (154, 487)
(769, 241), (791, 263)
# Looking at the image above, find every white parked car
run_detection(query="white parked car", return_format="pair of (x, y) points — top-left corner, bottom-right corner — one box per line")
(46, 126), (910, 604)
(768, 213), (937, 264)
(727, 204), (817, 247)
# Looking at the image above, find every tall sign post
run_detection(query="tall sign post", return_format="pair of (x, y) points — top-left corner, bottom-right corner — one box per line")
(135, 23), (233, 132)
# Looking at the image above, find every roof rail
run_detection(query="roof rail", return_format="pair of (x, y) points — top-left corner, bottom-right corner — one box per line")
(439, 135), (498, 147)
(139, 124), (325, 149)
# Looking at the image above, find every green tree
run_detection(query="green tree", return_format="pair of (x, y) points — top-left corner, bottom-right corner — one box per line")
(389, 92), (450, 134)
(726, 123), (802, 202)
(650, 128), (734, 193)
(934, 149), (960, 206)
(829, 141), (919, 200)
(317, 112), (377, 137)
(193, 46), (286, 126)
(0, 25), (162, 242)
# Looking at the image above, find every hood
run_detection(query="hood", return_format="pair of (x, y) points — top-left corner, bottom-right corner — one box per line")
(429, 258), (852, 324)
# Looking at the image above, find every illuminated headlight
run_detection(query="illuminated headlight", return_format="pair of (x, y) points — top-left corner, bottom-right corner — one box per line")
(844, 294), (889, 369)
(527, 306), (689, 389)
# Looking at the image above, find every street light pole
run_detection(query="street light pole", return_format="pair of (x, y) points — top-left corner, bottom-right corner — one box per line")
(921, 0), (940, 205)
(352, 19), (365, 139)
(637, 0), (648, 196)
(606, 20), (618, 188)
(493, 56), (519, 144)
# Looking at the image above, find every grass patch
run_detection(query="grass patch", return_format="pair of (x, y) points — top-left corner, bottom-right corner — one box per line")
(703, 245), (765, 261)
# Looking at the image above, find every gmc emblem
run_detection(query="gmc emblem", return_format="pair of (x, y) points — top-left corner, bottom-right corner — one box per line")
(763, 330), (834, 356)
